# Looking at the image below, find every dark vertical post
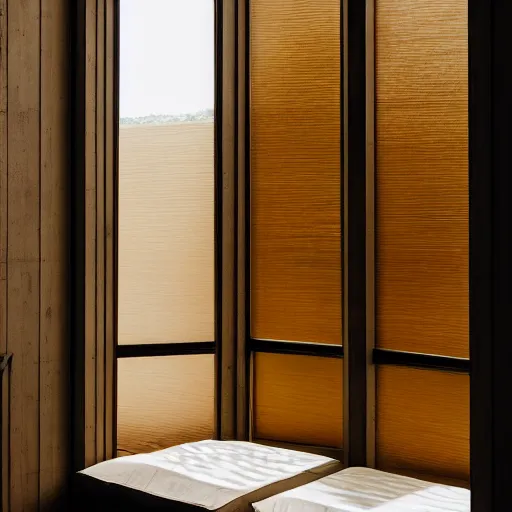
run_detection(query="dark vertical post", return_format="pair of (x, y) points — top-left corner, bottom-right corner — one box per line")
(490, 1), (512, 509)
(365, 0), (376, 468)
(343, 0), (368, 467)
(469, 0), (512, 510)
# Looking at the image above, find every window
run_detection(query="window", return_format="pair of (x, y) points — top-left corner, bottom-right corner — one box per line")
(115, 0), (471, 485)
(249, 0), (343, 453)
(74, 0), (508, 509)
(373, 0), (469, 485)
(116, 0), (216, 454)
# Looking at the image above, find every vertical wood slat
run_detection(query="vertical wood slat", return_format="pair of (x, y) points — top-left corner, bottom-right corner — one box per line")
(7, 0), (41, 508)
(236, 0), (248, 442)
(219, 0), (237, 440)
(95, 0), (106, 464)
(39, 0), (70, 507)
(84, 0), (98, 469)
(73, 0), (116, 470)
(365, 0), (376, 469)
(0, 0), (7, 359)
(0, 1), (7, 507)
(104, 0), (116, 462)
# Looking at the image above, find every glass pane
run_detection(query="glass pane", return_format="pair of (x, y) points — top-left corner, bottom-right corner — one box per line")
(117, 355), (214, 455)
(376, 0), (468, 357)
(253, 353), (343, 448)
(250, 0), (342, 345)
(118, 0), (214, 344)
(376, 366), (469, 485)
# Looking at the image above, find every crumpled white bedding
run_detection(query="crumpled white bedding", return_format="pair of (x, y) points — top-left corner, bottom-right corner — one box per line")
(252, 467), (470, 512)
(80, 440), (339, 510)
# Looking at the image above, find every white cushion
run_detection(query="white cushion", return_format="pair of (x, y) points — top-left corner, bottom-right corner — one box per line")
(252, 467), (470, 512)
(79, 440), (342, 511)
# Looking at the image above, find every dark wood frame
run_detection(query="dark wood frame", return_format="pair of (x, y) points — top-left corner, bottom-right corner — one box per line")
(105, 0), (240, 448)
(343, 0), (370, 469)
(469, 1), (511, 511)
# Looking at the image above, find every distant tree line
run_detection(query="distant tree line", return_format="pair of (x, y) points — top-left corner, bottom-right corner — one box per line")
(120, 108), (214, 125)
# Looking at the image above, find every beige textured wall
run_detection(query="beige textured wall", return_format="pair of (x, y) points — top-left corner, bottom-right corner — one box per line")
(118, 123), (215, 345)
(117, 122), (215, 453)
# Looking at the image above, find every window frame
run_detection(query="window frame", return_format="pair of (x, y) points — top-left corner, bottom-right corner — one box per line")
(71, 1), (510, 510)
(112, 0), (236, 447)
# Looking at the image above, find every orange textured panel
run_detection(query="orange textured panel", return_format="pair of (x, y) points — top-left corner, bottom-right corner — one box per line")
(376, 0), (468, 357)
(253, 353), (343, 447)
(250, 0), (342, 344)
(376, 366), (469, 483)
(117, 355), (214, 455)
(118, 123), (214, 344)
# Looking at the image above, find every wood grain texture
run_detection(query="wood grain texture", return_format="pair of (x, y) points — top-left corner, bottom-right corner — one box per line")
(7, 0), (41, 507)
(220, 0), (237, 441)
(75, 0), (119, 469)
(104, 0), (115, 462)
(0, 0), (6, 358)
(250, 0), (342, 344)
(236, 0), (248, 441)
(0, 3), (7, 504)
(376, 366), (469, 483)
(74, 0), (116, 472)
(84, 0), (98, 469)
(1, 0), (72, 507)
(375, 0), (469, 357)
(118, 124), (214, 345)
(117, 355), (214, 455)
(95, 0), (106, 464)
(253, 353), (343, 448)
(39, 0), (70, 506)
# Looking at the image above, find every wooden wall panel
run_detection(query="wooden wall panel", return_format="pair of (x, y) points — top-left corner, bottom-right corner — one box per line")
(8, 0), (42, 507)
(117, 355), (214, 455)
(0, 0), (71, 509)
(39, 0), (70, 507)
(253, 353), (343, 447)
(250, 0), (342, 345)
(73, 0), (117, 474)
(376, 366), (469, 485)
(376, 0), (468, 357)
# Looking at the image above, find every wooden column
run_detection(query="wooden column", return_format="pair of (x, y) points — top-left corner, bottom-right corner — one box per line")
(469, 0), (512, 510)
(216, 0), (237, 441)
(72, 0), (117, 471)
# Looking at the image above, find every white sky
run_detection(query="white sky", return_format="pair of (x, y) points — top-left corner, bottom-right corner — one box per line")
(120, 0), (214, 118)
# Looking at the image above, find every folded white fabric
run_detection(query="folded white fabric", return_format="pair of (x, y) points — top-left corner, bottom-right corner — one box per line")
(252, 467), (470, 512)
(79, 440), (342, 512)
